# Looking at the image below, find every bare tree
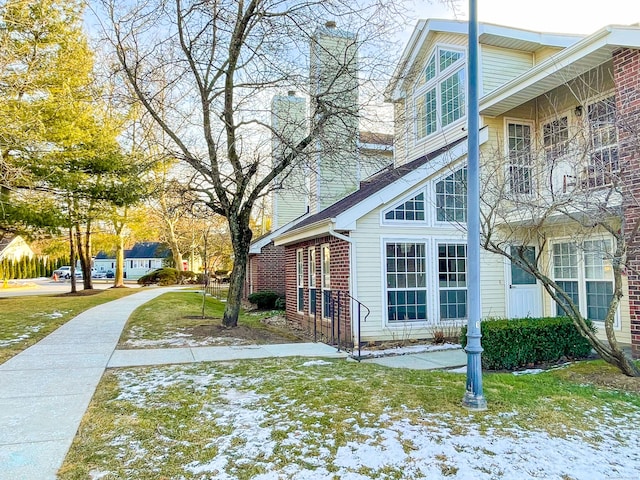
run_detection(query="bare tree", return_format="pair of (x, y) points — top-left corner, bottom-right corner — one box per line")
(479, 71), (640, 376)
(95, 0), (409, 326)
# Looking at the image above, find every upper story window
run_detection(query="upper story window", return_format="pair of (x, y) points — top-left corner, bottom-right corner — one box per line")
(507, 121), (533, 194)
(415, 46), (466, 141)
(587, 96), (618, 187)
(384, 192), (425, 222)
(436, 167), (467, 223)
(543, 117), (568, 162)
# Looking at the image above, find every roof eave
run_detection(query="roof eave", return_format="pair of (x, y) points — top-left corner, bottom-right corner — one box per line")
(273, 219), (335, 247)
(480, 26), (640, 117)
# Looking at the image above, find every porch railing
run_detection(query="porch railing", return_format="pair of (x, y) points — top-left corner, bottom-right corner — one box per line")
(308, 289), (370, 359)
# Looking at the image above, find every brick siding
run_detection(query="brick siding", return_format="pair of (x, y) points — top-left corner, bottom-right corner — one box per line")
(284, 235), (352, 344)
(615, 48), (640, 357)
(244, 242), (286, 299)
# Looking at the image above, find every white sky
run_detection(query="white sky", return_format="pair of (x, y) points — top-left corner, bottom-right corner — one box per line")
(409, 0), (640, 34)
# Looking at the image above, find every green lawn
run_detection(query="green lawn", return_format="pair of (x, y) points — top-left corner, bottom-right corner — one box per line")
(59, 357), (640, 479)
(118, 291), (298, 347)
(0, 288), (138, 364)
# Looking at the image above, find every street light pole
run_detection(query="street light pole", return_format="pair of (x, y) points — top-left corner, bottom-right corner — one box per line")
(463, 0), (487, 410)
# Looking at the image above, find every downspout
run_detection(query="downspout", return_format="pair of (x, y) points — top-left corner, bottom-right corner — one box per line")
(328, 223), (358, 350)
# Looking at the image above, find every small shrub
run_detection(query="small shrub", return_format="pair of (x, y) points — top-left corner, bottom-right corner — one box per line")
(460, 316), (594, 370)
(178, 270), (197, 284)
(137, 268), (180, 286)
(248, 290), (280, 309)
(274, 296), (286, 310)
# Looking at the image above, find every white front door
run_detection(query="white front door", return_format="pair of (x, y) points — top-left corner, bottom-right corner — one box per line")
(508, 246), (542, 318)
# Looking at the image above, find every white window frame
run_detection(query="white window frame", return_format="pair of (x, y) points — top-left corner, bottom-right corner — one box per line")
(308, 247), (317, 317)
(413, 45), (466, 143)
(296, 249), (304, 313)
(320, 244), (331, 320)
(586, 95), (618, 188)
(504, 119), (534, 196)
(381, 187), (428, 225)
(437, 242), (468, 321)
(434, 166), (468, 224)
(384, 240), (428, 323)
(542, 115), (569, 163)
(551, 237), (619, 328)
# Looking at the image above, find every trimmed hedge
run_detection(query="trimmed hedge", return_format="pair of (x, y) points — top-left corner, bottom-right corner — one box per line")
(247, 290), (282, 309)
(460, 317), (594, 370)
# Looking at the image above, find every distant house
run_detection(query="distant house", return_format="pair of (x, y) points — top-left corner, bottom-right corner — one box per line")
(94, 242), (170, 279)
(0, 236), (34, 262)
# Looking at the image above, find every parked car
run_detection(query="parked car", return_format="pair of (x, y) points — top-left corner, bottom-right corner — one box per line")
(106, 270), (115, 278)
(92, 270), (106, 279)
(52, 266), (82, 279)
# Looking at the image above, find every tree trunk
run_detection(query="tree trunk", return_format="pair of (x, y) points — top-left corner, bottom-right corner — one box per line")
(75, 221), (94, 290)
(69, 226), (77, 294)
(114, 224), (126, 287)
(222, 219), (252, 327)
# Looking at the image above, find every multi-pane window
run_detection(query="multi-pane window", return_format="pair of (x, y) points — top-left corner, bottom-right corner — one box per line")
(543, 117), (569, 162)
(386, 243), (427, 322)
(415, 47), (465, 140)
(436, 168), (467, 222)
(321, 245), (331, 320)
(438, 244), (467, 320)
(552, 243), (579, 316)
(587, 96), (618, 187)
(552, 240), (614, 322)
(507, 122), (533, 194)
(308, 247), (317, 317)
(296, 249), (304, 312)
(441, 70), (466, 127)
(584, 240), (613, 322)
(385, 192), (425, 221)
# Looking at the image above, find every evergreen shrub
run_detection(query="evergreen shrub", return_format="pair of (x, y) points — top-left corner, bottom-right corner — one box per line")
(460, 316), (594, 370)
(247, 290), (280, 309)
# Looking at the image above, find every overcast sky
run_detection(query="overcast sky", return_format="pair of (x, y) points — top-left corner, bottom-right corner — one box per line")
(408, 0), (640, 34)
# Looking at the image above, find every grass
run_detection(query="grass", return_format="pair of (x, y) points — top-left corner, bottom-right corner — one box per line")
(59, 358), (640, 479)
(0, 288), (138, 364)
(118, 291), (297, 346)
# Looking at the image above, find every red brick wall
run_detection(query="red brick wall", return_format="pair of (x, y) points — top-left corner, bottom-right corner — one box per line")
(615, 48), (640, 357)
(284, 235), (352, 342)
(244, 242), (286, 299)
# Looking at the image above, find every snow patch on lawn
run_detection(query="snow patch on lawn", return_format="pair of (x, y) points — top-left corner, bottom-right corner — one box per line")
(124, 326), (250, 348)
(357, 342), (461, 358)
(108, 365), (640, 480)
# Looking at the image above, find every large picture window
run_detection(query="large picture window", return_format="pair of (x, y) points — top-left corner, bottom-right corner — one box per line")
(415, 46), (465, 140)
(552, 239), (614, 322)
(385, 242), (427, 322)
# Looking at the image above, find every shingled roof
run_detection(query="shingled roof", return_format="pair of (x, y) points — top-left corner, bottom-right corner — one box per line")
(286, 136), (466, 234)
(127, 242), (170, 259)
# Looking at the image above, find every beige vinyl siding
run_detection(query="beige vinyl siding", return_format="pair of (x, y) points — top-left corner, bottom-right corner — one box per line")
(395, 32), (469, 167)
(349, 169), (509, 342)
(481, 45), (533, 95)
(533, 46), (564, 65)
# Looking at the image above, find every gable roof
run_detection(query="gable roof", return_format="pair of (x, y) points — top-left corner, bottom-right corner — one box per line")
(387, 19), (582, 102)
(274, 128), (488, 246)
(127, 242), (170, 259)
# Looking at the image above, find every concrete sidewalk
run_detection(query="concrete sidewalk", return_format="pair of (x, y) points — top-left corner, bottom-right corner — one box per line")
(0, 287), (466, 480)
(0, 287), (181, 480)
